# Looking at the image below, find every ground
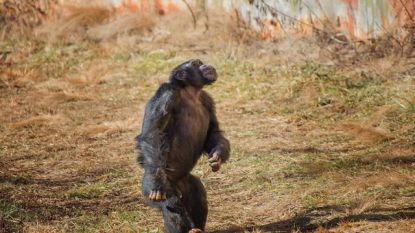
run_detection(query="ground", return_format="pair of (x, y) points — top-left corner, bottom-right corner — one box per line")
(0, 11), (415, 233)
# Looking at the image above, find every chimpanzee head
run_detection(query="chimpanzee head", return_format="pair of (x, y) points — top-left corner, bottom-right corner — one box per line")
(169, 59), (217, 88)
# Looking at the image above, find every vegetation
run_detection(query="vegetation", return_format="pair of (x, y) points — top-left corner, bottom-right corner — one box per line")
(0, 3), (414, 233)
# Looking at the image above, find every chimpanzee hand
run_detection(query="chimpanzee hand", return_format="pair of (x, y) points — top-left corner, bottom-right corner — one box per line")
(189, 228), (203, 233)
(148, 189), (167, 202)
(208, 150), (222, 172)
(145, 168), (171, 202)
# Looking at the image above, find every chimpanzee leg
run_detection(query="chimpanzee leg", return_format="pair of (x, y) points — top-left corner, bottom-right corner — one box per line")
(179, 175), (208, 230)
(160, 175), (208, 233)
(142, 173), (193, 233)
(161, 195), (194, 233)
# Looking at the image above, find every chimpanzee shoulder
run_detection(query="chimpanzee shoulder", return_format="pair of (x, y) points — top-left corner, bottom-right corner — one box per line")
(136, 83), (179, 166)
(146, 83), (180, 115)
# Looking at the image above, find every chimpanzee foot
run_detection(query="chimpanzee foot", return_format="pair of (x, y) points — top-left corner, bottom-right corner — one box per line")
(188, 228), (203, 233)
(148, 190), (167, 201)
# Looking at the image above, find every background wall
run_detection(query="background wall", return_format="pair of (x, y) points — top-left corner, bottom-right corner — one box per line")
(102, 0), (415, 40)
(3, 0), (411, 40)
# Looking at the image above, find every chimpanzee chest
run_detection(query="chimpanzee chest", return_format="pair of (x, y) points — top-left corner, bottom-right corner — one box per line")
(177, 101), (209, 140)
(166, 98), (209, 176)
(175, 99), (209, 152)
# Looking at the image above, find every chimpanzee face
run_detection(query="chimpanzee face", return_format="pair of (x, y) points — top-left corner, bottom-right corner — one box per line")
(170, 59), (217, 88)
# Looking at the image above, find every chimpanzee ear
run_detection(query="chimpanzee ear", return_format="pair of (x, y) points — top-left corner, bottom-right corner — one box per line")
(173, 70), (187, 81)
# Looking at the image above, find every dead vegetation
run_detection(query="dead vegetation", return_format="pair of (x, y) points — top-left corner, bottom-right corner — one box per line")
(0, 2), (414, 233)
(11, 114), (70, 129)
(0, 0), (58, 38)
(35, 4), (155, 43)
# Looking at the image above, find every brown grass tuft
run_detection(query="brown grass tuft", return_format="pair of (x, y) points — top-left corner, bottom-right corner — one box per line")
(315, 226), (331, 233)
(86, 13), (155, 42)
(367, 147), (415, 165)
(36, 4), (113, 41)
(66, 61), (111, 87)
(0, 70), (39, 88)
(335, 172), (414, 194)
(24, 224), (59, 233)
(0, 0), (58, 39)
(49, 91), (92, 103)
(79, 118), (136, 138)
(36, 4), (156, 42)
(11, 114), (69, 129)
(350, 198), (378, 215)
(81, 125), (118, 138)
(341, 122), (391, 144)
(32, 90), (93, 106)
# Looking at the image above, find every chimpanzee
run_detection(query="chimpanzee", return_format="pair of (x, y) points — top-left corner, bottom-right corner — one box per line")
(136, 59), (230, 233)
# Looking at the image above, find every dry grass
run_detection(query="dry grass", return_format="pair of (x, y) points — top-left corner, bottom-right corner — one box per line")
(1, 4), (414, 233)
(86, 13), (155, 42)
(341, 122), (391, 144)
(35, 4), (155, 43)
(80, 118), (136, 139)
(0, 0), (58, 39)
(0, 69), (39, 88)
(11, 114), (70, 129)
(35, 4), (112, 41)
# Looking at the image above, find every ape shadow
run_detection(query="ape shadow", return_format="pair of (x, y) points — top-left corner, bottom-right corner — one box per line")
(211, 206), (415, 233)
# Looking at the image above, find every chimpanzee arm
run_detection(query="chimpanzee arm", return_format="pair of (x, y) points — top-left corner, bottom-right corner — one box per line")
(137, 83), (179, 201)
(202, 92), (230, 171)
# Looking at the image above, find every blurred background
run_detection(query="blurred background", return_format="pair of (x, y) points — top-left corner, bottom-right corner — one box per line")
(0, 0), (414, 232)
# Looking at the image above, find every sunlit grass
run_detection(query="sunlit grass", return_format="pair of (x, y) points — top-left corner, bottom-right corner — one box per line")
(1, 24), (414, 233)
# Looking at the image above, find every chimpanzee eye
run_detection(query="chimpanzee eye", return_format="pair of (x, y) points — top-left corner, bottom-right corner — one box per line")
(174, 70), (187, 81)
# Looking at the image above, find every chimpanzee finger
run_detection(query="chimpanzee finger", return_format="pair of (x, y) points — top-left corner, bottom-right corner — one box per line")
(149, 191), (156, 200)
(149, 190), (166, 201)
(155, 191), (162, 201)
(208, 152), (220, 163)
(189, 228), (203, 233)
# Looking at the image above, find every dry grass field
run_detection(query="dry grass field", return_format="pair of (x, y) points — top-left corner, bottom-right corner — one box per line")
(1, 5), (415, 233)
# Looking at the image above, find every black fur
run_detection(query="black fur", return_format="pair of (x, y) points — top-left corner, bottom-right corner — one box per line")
(136, 59), (230, 232)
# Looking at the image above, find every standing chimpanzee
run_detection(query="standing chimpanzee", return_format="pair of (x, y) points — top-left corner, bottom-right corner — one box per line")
(136, 59), (230, 233)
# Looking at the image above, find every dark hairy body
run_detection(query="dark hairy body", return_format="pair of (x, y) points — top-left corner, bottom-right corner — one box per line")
(136, 59), (230, 233)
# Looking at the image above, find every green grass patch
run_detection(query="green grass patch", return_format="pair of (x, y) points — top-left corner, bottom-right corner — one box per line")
(0, 200), (37, 232)
(133, 50), (177, 76)
(68, 183), (107, 199)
